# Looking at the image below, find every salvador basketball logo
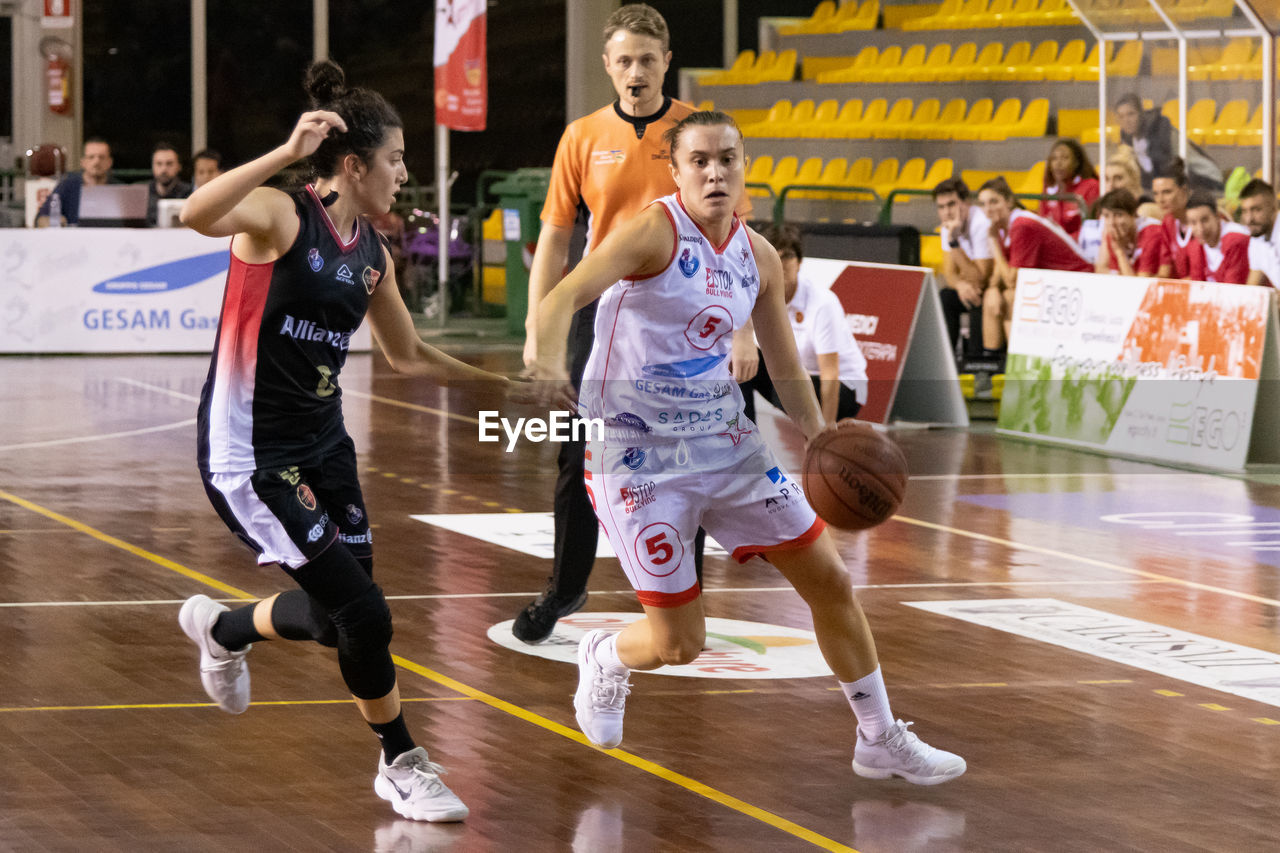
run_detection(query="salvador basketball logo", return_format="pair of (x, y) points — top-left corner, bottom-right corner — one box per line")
(308, 248), (324, 272)
(678, 248), (700, 278)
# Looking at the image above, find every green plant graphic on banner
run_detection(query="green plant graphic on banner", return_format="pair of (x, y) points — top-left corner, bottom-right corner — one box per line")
(999, 353), (1138, 444)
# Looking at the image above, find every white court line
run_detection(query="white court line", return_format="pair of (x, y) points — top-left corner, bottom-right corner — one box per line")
(112, 378), (201, 402)
(0, 418), (197, 453)
(0, 579), (1163, 608)
(909, 472), (1209, 481)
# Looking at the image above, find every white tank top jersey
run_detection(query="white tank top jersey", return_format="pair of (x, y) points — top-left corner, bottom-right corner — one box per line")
(580, 193), (761, 443)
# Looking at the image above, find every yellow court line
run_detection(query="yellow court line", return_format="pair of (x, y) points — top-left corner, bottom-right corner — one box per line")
(1, 487), (855, 853)
(392, 654), (855, 853)
(0, 697), (468, 713)
(893, 514), (1280, 609)
(0, 488), (255, 600)
(342, 389), (482, 425)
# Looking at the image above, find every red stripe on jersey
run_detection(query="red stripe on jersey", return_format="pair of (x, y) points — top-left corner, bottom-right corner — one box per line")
(208, 255), (274, 470)
(676, 192), (741, 255)
(731, 515), (827, 564)
(306, 184), (361, 253)
(624, 202), (678, 282)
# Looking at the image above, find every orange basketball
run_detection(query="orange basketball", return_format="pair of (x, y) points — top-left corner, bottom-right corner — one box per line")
(802, 422), (908, 531)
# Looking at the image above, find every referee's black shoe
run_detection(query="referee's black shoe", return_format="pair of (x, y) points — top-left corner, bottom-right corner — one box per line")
(513, 585), (589, 643)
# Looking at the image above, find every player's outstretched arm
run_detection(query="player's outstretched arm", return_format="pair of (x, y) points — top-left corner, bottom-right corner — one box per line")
(530, 204), (675, 381)
(749, 230), (824, 441)
(367, 246), (515, 391)
(181, 110), (347, 245)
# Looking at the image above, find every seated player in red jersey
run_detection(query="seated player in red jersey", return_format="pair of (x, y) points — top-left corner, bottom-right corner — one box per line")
(1094, 188), (1171, 277)
(1040, 138), (1099, 240)
(1183, 191), (1251, 284)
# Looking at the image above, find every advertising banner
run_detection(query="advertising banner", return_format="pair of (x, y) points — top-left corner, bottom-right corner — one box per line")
(802, 259), (967, 425)
(0, 230), (371, 354)
(998, 269), (1275, 470)
(434, 0), (488, 131)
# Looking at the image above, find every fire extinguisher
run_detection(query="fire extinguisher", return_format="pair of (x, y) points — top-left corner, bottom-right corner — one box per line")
(47, 55), (71, 115)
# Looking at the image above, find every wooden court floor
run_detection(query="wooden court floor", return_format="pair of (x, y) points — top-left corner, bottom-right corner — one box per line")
(1, 347), (1278, 852)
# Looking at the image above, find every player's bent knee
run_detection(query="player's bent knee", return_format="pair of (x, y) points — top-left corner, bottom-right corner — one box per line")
(330, 582), (393, 659)
(656, 635), (705, 666)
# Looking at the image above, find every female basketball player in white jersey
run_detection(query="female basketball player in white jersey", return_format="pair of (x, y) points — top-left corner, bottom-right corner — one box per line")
(529, 111), (965, 785)
(177, 60), (520, 822)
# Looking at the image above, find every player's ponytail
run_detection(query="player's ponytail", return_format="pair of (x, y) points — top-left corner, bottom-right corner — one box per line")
(301, 60), (402, 179)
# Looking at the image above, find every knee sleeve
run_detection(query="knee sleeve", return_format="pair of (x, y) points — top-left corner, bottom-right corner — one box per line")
(271, 589), (338, 648)
(329, 583), (396, 699)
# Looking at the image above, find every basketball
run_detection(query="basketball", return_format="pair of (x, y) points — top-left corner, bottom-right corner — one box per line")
(802, 422), (908, 531)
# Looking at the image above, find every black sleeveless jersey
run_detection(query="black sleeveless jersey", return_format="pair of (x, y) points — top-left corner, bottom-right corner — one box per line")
(197, 185), (388, 473)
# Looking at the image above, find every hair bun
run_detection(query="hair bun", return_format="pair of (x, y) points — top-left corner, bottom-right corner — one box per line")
(304, 60), (346, 106)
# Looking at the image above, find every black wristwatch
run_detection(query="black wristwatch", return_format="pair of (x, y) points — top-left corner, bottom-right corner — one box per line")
(948, 238), (961, 249)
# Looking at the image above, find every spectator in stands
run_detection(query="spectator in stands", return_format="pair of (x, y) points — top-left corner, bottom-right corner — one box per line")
(34, 137), (115, 227)
(1041, 139), (1098, 240)
(980, 177), (1092, 349)
(1115, 93), (1223, 190)
(192, 148), (223, 188)
(1184, 190), (1251, 284)
(1103, 146), (1159, 215)
(932, 177), (992, 359)
(146, 141), (193, 226)
(1094, 188), (1170, 277)
(740, 223), (867, 424)
(1153, 158), (1193, 278)
(1240, 179), (1280, 288)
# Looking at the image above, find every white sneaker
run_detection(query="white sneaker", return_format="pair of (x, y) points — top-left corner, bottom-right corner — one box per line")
(852, 720), (966, 786)
(573, 629), (630, 749)
(374, 747), (469, 822)
(178, 594), (251, 714)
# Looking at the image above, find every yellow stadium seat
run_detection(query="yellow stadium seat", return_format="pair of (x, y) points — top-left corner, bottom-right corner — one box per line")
(869, 158), (902, 196)
(903, 0), (961, 30)
(813, 157), (849, 199)
(846, 157), (874, 185)
(768, 156), (800, 197)
(788, 157), (826, 199)
(1181, 98), (1217, 140)
(778, 0), (836, 35)
(988, 41), (1032, 81)
(1057, 108), (1098, 139)
(917, 99), (967, 139)
(885, 97), (936, 138)
(835, 0), (880, 32)
(760, 49), (798, 83)
(846, 97), (889, 139)
(1034, 0), (1079, 25)
(920, 234), (944, 274)
(1014, 40), (1062, 82)
(892, 43), (952, 83)
(1043, 39), (1086, 81)
(746, 155), (774, 199)
(1107, 40), (1143, 77)
(1234, 105), (1267, 146)
(921, 42), (971, 82)
(696, 100), (714, 112)
(936, 41), (995, 82)
(943, 0), (993, 29)
(701, 49), (755, 86)
(773, 99), (815, 137)
(822, 98), (864, 138)
(848, 45), (902, 83)
(893, 158), (928, 191)
(873, 98), (918, 139)
(1200, 98), (1249, 146)
(811, 46), (878, 83)
(949, 98), (994, 140)
(1188, 39), (1251, 81)
(1012, 161), (1046, 196)
(742, 50), (776, 84)
(961, 168), (1002, 190)
(994, 0), (1037, 24)
(975, 97), (1023, 140)
(1005, 98), (1050, 138)
(793, 99), (840, 138)
(873, 43), (928, 83)
(920, 158), (955, 189)
(741, 100), (791, 137)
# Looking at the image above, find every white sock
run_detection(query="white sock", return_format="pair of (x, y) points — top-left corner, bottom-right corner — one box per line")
(840, 666), (894, 741)
(593, 632), (628, 673)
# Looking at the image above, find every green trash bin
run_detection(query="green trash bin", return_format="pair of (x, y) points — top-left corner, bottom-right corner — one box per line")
(490, 168), (552, 337)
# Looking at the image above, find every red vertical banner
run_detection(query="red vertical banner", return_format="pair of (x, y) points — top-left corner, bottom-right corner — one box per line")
(434, 0), (487, 131)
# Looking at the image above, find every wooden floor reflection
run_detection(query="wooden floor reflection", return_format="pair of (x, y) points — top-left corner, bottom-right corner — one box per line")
(2, 349), (1278, 852)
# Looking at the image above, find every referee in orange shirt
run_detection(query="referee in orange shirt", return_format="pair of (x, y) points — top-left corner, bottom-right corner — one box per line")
(514, 3), (756, 642)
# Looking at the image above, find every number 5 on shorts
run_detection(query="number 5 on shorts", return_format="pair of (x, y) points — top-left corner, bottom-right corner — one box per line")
(635, 522), (683, 577)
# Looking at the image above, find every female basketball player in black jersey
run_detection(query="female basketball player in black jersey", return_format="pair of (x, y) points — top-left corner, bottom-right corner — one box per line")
(177, 60), (513, 822)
